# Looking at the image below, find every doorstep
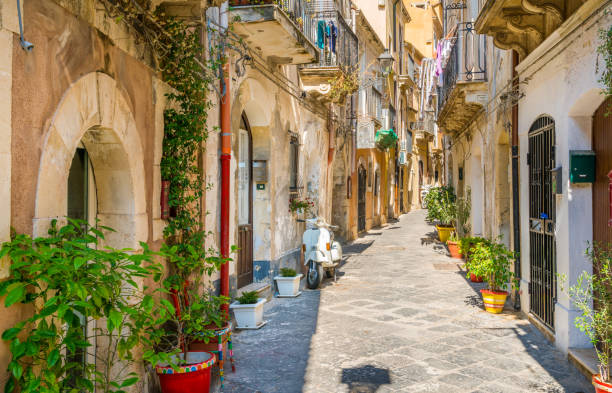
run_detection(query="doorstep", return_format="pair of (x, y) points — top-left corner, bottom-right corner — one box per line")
(236, 282), (272, 301)
(568, 347), (598, 381)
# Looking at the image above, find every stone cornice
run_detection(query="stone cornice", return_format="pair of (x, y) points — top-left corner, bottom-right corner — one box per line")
(475, 0), (592, 60)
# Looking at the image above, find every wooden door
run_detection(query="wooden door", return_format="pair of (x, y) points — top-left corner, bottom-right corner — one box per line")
(593, 97), (612, 245)
(237, 125), (253, 288)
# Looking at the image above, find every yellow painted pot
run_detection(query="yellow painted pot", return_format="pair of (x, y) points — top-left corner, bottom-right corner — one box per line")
(436, 225), (454, 243)
(480, 289), (508, 314)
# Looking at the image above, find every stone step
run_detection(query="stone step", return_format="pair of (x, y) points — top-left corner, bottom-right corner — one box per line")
(236, 282), (272, 302)
(568, 347), (598, 382)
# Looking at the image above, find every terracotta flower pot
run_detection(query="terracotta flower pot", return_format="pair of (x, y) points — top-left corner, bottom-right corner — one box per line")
(156, 351), (215, 393)
(480, 289), (508, 314)
(446, 241), (463, 259)
(593, 374), (612, 393)
(470, 273), (484, 283)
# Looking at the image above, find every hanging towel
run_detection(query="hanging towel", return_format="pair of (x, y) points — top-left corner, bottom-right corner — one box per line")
(330, 22), (338, 53)
(317, 20), (326, 49)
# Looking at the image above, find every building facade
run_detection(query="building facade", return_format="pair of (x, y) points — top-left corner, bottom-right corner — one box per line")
(441, 0), (612, 369)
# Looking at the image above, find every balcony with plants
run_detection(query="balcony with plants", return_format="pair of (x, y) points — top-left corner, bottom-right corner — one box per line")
(298, 1), (359, 102)
(229, 0), (319, 64)
(437, 21), (488, 134)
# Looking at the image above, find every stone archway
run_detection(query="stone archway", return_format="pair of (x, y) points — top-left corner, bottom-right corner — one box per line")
(34, 72), (147, 249)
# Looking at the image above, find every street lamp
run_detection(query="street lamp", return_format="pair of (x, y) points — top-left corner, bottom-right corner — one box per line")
(377, 49), (394, 76)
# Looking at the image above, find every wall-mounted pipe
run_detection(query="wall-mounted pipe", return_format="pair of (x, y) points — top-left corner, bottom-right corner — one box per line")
(511, 50), (521, 310)
(16, 0), (33, 51)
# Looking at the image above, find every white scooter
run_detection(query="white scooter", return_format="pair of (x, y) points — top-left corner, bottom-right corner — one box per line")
(302, 218), (343, 289)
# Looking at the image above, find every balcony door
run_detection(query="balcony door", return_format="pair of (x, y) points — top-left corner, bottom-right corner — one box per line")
(237, 115), (253, 288)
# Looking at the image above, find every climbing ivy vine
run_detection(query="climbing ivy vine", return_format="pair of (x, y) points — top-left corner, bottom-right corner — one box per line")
(598, 23), (612, 104)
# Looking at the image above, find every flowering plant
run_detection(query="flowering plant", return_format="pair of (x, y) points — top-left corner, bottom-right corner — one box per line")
(289, 197), (314, 214)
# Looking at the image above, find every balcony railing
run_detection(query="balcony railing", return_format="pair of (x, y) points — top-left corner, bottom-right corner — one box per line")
(301, 9), (358, 68)
(438, 22), (487, 112)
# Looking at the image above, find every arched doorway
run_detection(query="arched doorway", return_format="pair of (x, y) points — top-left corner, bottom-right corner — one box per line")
(358, 164), (367, 232)
(35, 72), (147, 385)
(593, 97), (612, 245)
(237, 113), (253, 288)
(34, 72), (147, 248)
(528, 115), (556, 330)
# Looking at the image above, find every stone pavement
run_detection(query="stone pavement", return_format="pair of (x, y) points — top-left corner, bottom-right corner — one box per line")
(222, 210), (594, 393)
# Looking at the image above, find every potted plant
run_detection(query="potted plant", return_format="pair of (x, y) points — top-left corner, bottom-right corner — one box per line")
(230, 291), (267, 329)
(461, 236), (488, 282)
(0, 220), (172, 392)
(289, 197), (314, 217)
(430, 187), (457, 243)
(466, 238), (518, 314)
(447, 232), (462, 259)
(155, 242), (230, 393)
(275, 267), (303, 297)
(560, 244), (611, 392)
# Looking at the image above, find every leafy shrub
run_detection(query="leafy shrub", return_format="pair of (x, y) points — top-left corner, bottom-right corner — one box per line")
(424, 186), (456, 226)
(237, 291), (259, 305)
(0, 219), (172, 393)
(466, 237), (518, 292)
(280, 268), (297, 277)
(560, 243), (612, 383)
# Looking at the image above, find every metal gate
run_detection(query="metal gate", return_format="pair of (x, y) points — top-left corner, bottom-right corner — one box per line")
(528, 116), (556, 330)
(358, 165), (367, 232)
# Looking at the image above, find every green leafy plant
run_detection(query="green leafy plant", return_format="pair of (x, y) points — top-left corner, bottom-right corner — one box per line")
(560, 243), (611, 383)
(0, 220), (174, 393)
(328, 67), (359, 104)
(448, 231), (459, 243)
(459, 236), (488, 261)
(289, 197), (314, 214)
(456, 188), (471, 237)
(236, 291), (259, 305)
(424, 186), (457, 227)
(280, 268), (297, 277)
(597, 24), (612, 109)
(466, 237), (518, 292)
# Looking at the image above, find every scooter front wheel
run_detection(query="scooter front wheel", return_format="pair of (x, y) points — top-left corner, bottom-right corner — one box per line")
(306, 261), (323, 289)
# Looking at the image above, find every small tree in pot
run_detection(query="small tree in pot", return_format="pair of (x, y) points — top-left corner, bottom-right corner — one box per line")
(424, 186), (457, 243)
(467, 238), (518, 314)
(560, 244), (611, 392)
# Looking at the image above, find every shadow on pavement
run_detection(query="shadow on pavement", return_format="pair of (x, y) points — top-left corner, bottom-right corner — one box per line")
(341, 365), (391, 393)
(222, 289), (321, 393)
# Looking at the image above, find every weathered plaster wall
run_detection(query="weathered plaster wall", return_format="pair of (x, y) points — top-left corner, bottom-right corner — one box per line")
(516, 3), (609, 353)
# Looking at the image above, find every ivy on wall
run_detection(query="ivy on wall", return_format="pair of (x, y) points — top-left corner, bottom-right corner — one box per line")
(598, 23), (612, 106)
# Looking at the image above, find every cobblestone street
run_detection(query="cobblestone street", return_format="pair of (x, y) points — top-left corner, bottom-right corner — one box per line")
(223, 210), (594, 393)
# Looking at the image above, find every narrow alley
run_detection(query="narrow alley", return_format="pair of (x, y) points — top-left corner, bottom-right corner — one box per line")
(224, 210), (594, 393)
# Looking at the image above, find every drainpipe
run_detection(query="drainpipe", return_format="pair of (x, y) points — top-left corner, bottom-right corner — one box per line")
(219, 1), (231, 317)
(511, 50), (521, 310)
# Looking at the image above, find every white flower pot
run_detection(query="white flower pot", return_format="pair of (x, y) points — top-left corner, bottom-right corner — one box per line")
(230, 298), (266, 329)
(274, 274), (303, 297)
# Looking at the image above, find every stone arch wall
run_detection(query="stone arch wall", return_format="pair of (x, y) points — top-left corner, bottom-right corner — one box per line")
(34, 72), (147, 249)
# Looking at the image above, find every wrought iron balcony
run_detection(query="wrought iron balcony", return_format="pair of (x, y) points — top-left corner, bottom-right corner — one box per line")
(229, 0), (318, 64)
(437, 22), (488, 133)
(298, 6), (358, 100)
(438, 22), (487, 112)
